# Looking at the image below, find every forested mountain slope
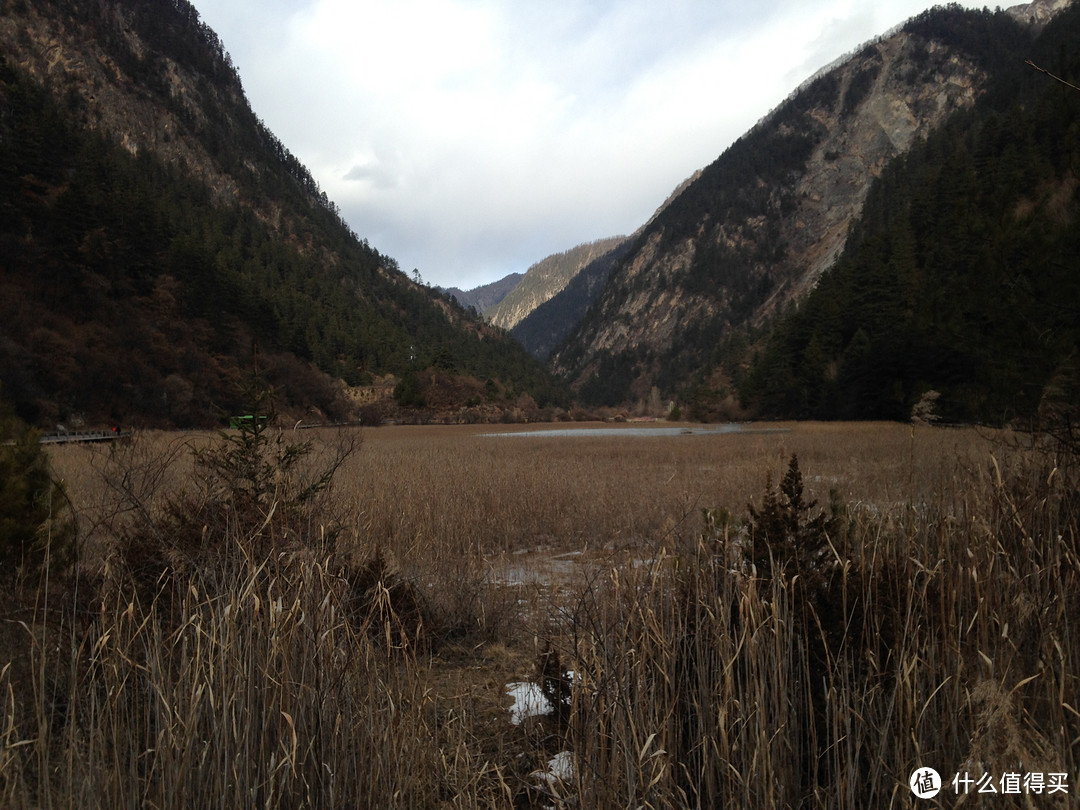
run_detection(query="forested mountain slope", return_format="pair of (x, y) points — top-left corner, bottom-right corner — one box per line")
(511, 239), (635, 361)
(508, 171), (703, 361)
(441, 274), (523, 316)
(551, 3), (1053, 409)
(488, 237), (628, 331)
(742, 2), (1080, 425)
(0, 0), (560, 428)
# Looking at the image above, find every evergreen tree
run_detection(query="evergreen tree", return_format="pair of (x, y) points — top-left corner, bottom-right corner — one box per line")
(0, 403), (77, 583)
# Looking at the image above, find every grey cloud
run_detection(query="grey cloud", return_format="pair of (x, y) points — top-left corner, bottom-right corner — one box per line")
(343, 162), (397, 189)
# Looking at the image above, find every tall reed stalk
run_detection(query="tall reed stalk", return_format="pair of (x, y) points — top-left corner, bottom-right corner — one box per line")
(560, 445), (1079, 808)
(1, 545), (514, 809)
(6, 423), (1077, 808)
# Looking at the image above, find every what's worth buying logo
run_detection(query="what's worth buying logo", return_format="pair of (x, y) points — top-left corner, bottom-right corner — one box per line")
(910, 766), (1070, 798)
(910, 768), (942, 799)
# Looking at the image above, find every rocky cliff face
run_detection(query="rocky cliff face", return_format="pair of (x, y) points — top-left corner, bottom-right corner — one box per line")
(0, 0), (244, 203)
(442, 273), (523, 315)
(764, 30), (982, 312)
(0, 0), (363, 257)
(551, 0), (1067, 404)
(1006, 0), (1073, 28)
(495, 171), (702, 340)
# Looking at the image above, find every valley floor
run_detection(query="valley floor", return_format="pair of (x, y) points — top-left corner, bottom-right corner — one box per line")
(2, 421), (1074, 807)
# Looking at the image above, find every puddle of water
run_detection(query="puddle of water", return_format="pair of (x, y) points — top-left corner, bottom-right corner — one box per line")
(489, 556), (584, 587)
(487, 548), (659, 590)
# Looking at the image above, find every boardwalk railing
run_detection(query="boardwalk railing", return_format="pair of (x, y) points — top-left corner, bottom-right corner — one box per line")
(39, 430), (131, 445)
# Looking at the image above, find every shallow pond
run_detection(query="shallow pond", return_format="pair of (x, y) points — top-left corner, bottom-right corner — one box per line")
(483, 424), (788, 439)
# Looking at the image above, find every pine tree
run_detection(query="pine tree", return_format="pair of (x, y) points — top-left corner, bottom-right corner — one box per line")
(0, 404), (77, 583)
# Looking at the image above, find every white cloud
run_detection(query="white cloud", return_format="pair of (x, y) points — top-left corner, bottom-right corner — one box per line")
(194, 0), (994, 289)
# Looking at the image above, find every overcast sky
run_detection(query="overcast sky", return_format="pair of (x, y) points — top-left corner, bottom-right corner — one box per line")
(193, 0), (996, 290)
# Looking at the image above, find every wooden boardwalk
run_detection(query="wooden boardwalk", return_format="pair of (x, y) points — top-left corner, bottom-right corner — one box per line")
(39, 430), (130, 445)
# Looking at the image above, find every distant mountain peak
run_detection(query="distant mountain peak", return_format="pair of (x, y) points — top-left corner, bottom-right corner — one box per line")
(1006, 0), (1073, 29)
(488, 237), (628, 331)
(440, 274), (524, 314)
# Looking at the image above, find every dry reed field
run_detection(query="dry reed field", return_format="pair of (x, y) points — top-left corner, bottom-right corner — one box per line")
(3, 420), (1078, 808)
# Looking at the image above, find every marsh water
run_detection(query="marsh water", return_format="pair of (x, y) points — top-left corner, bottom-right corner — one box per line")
(483, 424), (789, 439)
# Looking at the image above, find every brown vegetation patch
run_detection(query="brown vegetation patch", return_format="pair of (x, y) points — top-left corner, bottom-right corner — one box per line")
(5, 421), (1075, 807)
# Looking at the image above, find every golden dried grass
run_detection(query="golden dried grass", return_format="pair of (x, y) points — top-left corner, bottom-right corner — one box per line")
(6, 420), (1073, 808)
